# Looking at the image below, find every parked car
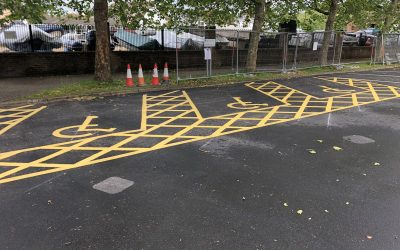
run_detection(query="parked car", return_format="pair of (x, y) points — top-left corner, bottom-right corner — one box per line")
(0, 23), (62, 52)
(60, 33), (85, 51)
(86, 30), (116, 51)
(344, 31), (376, 46)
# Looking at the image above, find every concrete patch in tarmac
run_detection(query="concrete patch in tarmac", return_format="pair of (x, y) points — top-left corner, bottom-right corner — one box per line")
(343, 135), (375, 144)
(92, 177), (134, 194)
(198, 136), (275, 159)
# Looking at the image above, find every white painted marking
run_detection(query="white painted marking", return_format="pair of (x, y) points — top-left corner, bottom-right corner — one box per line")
(24, 173), (66, 193)
(327, 113), (331, 128)
(93, 177), (134, 194)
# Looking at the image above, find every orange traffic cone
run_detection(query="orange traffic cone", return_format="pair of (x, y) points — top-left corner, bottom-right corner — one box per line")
(138, 64), (145, 86)
(162, 62), (169, 84)
(151, 63), (160, 86)
(126, 64), (134, 87)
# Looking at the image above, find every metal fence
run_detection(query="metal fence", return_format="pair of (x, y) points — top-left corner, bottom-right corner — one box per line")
(1, 23), (399, 81)
(0, 23), (95, 52)
(382, 33), (400, 64)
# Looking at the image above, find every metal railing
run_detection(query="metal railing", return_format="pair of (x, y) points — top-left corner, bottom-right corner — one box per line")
(1, 23), (399, 81)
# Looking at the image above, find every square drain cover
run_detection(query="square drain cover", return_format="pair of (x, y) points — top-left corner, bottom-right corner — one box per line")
(93, 177), (134, 194)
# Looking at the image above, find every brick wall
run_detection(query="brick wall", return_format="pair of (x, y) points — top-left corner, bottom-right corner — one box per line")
(0, 47), (373, 78)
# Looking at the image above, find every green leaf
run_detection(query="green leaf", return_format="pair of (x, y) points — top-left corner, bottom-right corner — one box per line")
(333, 146), (343, 151)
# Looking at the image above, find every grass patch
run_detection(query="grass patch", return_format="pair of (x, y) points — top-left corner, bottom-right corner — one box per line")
(23, 63), (398, 101)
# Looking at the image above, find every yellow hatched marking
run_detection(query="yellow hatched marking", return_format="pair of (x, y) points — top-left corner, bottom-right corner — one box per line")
(211, 112), (245, 136)
(257, 106), (280, 126)
(294, 96), (311, 118)
(388, 86), (400, 96)
(281, 89), (296, 102)
(0, 105), (46, 136)
(146, 90), (180, 100)
(1, 77), (400, 184)
(351, 93), (359, 106)
(141, 94), (148, 129)
(147, 101), (189, 118)
(147, 95), (185, 108)
(367, 82), (380, 101)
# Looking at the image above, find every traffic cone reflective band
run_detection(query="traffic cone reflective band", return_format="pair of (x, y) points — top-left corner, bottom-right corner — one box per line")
(138, 64), (145, 86)
(162, 62), (169, 84)
(126, 64), (134, 87)
(151, 63), (160, 86)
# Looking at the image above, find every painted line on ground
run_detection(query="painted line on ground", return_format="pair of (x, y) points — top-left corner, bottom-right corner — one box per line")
(0, 77), (399, 184)
(346, 72), (400, 78)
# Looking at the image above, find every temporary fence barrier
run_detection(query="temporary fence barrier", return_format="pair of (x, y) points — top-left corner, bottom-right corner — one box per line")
(1, 23), (397, 81)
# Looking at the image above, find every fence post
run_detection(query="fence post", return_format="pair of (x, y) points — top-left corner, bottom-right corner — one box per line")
(370, 34), (376, 64)
(236, 30), (239, 74)
(337, 31), (344, 66)
(382, 33), (385, 65)
(282, 32), (288, 73)
(161, 28), (165, 51)
(293, 33), (299, 70)
(175, 31), (179, 84)
(28, 24), (34, 52)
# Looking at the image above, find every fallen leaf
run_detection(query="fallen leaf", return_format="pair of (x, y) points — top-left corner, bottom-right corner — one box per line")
(283, 202), (288, 207)
(297, 209), (303, 215)
(308, 149), (317, 154)
(374, 162), (381, 166)
(333, 146), (343, 151)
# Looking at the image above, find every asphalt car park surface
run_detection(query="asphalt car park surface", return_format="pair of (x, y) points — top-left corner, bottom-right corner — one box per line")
(1, 68), (400, 249)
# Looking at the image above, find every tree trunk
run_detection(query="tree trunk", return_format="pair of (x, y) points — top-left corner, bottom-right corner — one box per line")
(245, 0), (266, 72)
(320, 0), (338, 66)
(94, 0), (112, 81)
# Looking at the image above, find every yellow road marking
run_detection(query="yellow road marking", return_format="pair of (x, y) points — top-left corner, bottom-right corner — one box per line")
(52, 116), (116, 138)
(182, 91), (203, 119)
(0, 105), (46, 136)
(0, 77), (399, 184)
(367, 82), (380, 101)
(294, 96), (311, 118)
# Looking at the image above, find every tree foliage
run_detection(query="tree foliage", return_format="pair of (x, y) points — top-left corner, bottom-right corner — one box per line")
(0, 0), (64, 24)
(336, 0), (399, 32)
(297, 10), (326, 31)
